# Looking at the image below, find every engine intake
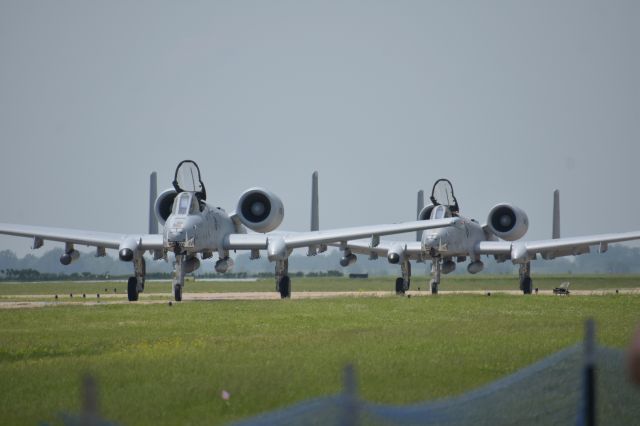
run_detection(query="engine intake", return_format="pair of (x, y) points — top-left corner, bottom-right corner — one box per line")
(154, 188), (178, 226)
(417, 205), (435, 221)
(486, 203), (529, 241)
(235, 188), (284, 233)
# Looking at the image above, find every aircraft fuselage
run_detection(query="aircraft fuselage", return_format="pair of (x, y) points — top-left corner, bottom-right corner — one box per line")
(163, 196), (235, 255)
(421, 217), (485, 259)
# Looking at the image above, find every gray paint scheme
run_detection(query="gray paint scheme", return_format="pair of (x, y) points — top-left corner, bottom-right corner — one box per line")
(0, 162), (455, 300)
(341, 182), (640, 294)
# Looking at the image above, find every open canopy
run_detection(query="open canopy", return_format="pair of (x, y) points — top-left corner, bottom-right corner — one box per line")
(430, 178), (459, 214)
(173, 160), (206, 201)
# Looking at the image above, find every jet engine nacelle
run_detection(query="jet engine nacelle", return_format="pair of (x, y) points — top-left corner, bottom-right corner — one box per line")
(417, 204), (435, 221)
(235, 188), (284, 233)
(154, 188), (179, 226)
(486, 203), (529, 241)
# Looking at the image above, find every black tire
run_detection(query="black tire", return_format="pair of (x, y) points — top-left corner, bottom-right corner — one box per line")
(174, 285), (182, 302)
(431, 281), (439, 295)
(279, 276), (291, 299)
(522, 277), (532, 295)
(395, 277), (405, 295)
(127, 277), (139, 302)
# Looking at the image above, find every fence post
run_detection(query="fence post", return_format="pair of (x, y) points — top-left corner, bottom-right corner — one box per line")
(80, 374), (99, 426)
(578, 318), (596, 426)
(341, 364), (359, 426)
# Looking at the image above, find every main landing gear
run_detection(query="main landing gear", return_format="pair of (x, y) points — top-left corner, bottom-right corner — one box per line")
(395, 260), (411, 295)
(519, 262), (533, 295)
(171, 254), (186, 302)
(275, 259), (291, 299)
(127, 256), (146, 302)
(392, 258), (441, 296)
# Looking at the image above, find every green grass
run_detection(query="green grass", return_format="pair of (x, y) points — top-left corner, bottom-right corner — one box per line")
(1, 288), (639, 425)
(1, 274), (640, 297)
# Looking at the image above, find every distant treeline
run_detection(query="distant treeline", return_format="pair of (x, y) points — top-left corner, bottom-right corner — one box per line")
(0, 267), (345, 282)
(1, 243), (640, 280)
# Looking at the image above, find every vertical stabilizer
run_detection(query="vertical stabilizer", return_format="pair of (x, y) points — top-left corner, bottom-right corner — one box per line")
(307, 171), (320, 256)
(552, 189), (560, 239)
(149, 172), (158, 234)
(310, 171), (319, 231)
(416, 190), (424, 241)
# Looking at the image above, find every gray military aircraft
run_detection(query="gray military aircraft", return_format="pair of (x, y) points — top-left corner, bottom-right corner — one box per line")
(0, 160), (456, 301)
(340, 178), (640, 294)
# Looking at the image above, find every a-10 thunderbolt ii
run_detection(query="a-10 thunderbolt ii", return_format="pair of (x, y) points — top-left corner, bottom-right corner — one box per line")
(0, 160), (456, 301)
(339, 178), (640, 294)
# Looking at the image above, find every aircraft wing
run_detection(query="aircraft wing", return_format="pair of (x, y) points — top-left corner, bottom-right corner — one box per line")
(475, 230), (640, 261)
(338, 239), (424, 259)
(0, 223), (163, 251)
(225, 218), (457, 250)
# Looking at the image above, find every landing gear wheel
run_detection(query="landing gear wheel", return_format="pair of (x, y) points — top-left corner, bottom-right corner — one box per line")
(521, 277), (532, 295)
(431, 280), (439, 295)
(395, 277), (405, 295)
(279, 276), (291, 299)
(174, 285), (183, 302)
(127, 277), (139, 301)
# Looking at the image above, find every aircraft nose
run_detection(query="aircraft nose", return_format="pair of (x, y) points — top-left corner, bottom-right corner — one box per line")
(422, 235), (437, 248)
(168, 229), (186, 242)
(422, 234), (441, 255)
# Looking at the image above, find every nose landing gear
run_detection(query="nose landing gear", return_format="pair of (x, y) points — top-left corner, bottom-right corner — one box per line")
(430, 257), (441, 294)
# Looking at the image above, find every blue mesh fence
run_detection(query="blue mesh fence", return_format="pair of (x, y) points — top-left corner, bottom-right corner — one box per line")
(233, 346), (640, 426)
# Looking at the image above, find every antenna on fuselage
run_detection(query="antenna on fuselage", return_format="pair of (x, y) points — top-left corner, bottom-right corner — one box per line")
(552, 189), (560, 239)
(149, 172), (158, 234)
(416, 190), (424, 242)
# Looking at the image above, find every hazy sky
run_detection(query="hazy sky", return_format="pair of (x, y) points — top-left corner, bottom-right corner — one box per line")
(1, 1), (638, 257)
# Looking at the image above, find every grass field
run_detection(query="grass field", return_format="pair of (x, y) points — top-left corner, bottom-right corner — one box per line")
(1, 274), (640, 298)
(1, 277), (639, 425)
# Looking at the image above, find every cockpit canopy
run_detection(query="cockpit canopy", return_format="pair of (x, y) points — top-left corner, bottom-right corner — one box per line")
(430, 178), (459, 215)
(173, 160), (207, 202)
(173, 192), (200, 216)
(430, 204), (453, 219)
